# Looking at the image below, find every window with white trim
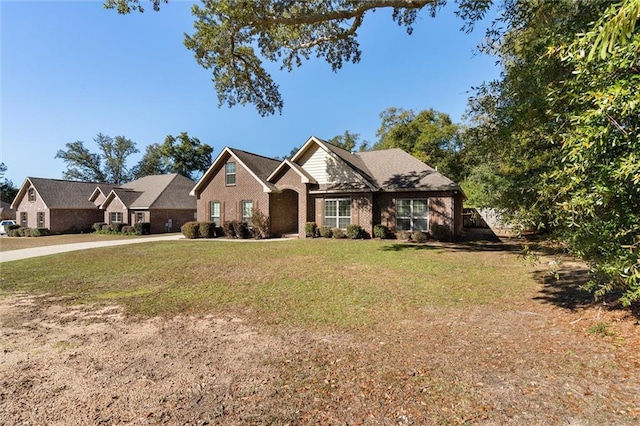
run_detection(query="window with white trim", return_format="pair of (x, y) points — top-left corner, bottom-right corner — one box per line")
(396, 199), (428, 231)
(110, 212), (123, 223)
(136, 212), (144, 223)
(324, 198), (351, 229)
(225, 162), (236, 185)
(241, 200), (253, 225)
(38, 212), (45, 228)
(210, 201), (221, 226)
(28, 188), (36, 202)
(20, 212), (28, 227)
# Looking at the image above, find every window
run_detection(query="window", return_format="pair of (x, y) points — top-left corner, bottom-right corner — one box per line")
(37, 212), (45, 228)
(28, 188), (36, 202)
(241, 200), (253, 225)
(110, 212), (123, 223)
(225, 162), (236, 185)
(396, 199), (428, 231)
(136, 212), (144, 223)
(20, 212), (28, 228)
(210, 201), (221, 226)
(325, 198), (351, 229)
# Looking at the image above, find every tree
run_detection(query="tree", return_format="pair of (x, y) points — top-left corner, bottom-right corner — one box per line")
(105, 0), (492, 116)
(0, 163), (18, 203)
(466, 0), (640, 305)
(55, 134), (138, 184)
(133, 132), (213, 180)
(373, 107), (464, 182)
(327, 130), (368, 152)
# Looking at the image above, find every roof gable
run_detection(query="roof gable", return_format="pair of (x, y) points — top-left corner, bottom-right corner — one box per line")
(191, 147), (281, 196)
(12, 177), (102, 210)
(100, 174), (196, 209)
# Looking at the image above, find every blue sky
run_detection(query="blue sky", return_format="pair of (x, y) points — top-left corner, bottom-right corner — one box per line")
(1, 0), (500, 185)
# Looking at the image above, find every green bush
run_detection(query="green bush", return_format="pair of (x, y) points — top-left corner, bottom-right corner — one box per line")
(331, 227), (345, 239)
(181, 221), (200, 239)
(198, 222), (216, 238)
(430, 223), (451, 242)
(93, 222), (107, 232)
(134, 222), (151, 235)
(319, 226), (333, 238)
(7, 224), (20, 232)
(110, 222), (124, 233)
(101, 224), (111, 233)
(251, 210), (270, 239)
(9, 229), (21, 237)
(374, 224), (391, 239)
(222, 221), (236, 237)
(412, 231), (428, 243)
(234, 221), (250, 239)
(31, 227), (50, 237)
(18, 227), (31, 237)
(122, 225), (136, 235)
(346, 224), (363, 239)
(305, 222), (318, 238)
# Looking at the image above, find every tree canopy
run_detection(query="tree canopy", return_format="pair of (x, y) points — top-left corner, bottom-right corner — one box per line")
(0, 163), (19, 204)
(105, 0), (492, 116)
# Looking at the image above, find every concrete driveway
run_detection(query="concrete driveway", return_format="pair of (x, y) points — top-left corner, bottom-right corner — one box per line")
(0, 234), (183, 263)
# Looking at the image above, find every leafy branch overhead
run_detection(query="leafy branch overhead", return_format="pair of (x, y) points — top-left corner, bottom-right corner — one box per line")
(105, 0), (491, 116)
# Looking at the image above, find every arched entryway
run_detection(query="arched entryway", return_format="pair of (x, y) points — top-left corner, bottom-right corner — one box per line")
(270, 189), (299, 236)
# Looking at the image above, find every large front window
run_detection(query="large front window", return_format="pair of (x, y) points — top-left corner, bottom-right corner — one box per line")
(325, 198), (351, 228)
(110, 212), (123, 223)
(210, 201), (221, 226)
(241, 200), (253, 225)
(225, 162), (236, 185)
(396, 199), (428, 231)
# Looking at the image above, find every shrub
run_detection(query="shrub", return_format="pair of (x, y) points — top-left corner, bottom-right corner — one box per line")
(346, 224), (363, 239)
(9, 229), (21, 237)
(396, 230), (411, 241)
(319, 226), (333, 238)
(134, 222), (151, 235)
(222, 221), (236, 238)
(101, 224), (111, 232)
(331, 227), (345, 239)
(8, 224), (21, 232)
(374, 224), (391, 239)
(305, 222), (318, 238)
(251, 210), (270, 239)
(18, 227), (30, 237)
(93, 222), (107, 232)
(181, 221), (200, 239)
(31, 227), (50, 237)
(110, 222), (124, 233)
(198, 222), (216, 238)
(412, 231), (428, 243)
(234, 221), (250, 239)
(430, 223), (451, 242)
(122, 225), (136, 235)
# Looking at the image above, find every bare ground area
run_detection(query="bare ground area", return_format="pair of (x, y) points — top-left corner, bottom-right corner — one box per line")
(1, 271), (639, 425)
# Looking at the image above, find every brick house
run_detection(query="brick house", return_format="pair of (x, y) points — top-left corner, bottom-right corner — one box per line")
(11, 178), (106, 233)
(191, 136), (464, 239)
(12, 174), (196, 234)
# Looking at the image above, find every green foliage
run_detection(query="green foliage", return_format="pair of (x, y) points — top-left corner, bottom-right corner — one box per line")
(251, 210), (270, 239)
(181, 221), (200, 239)
(101, 224), (111, 233)
(133, 222), (151, 235)
(305, 222), (318, 238)
(30, 228), (50, 237)
(396, 230), (411, 241)
(110, 222), (124, 233)
(319, 226), (333, 238)
(327, 131), (369, 152)
(331, 227), (345, 239)
(222, 220), (236, 238)
(234, 221), (250, 239)
(373, 224), (391, 239)
(0, 163), (18, 203)
(93, 222), (107, 232)
(346, 224), (363, 239)
(430, 223), (451, 242)
(198, 221), (216, 238)
(9, 229), (21, 237)
(373, 107), (464, 182)
(588, 322), (614, 337)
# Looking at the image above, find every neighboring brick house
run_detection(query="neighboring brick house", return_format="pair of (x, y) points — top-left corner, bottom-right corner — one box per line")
(12, 174), (196, 234)
(191, 136), (465, 239)
(11, 178), (105, 233)
(96, 174), (197, 234)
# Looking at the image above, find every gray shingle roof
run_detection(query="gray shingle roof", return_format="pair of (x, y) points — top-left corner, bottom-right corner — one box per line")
(118, 174), (196, 209)
(228, 148), (281, 191)
(355, 148), (460, 191)
(26, 178), (103, 209)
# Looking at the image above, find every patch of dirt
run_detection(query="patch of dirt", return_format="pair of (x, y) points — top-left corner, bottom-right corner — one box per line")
(1, 288), (639, 425)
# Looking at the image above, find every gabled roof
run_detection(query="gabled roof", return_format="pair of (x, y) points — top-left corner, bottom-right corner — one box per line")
(89, 184), (117, 202)
(267, 159), (317, 184)
(102, 174), (196, 209)
(356, 148), (460, 191)
(191, 147), (281, 196)
(12, 177), (103, 210)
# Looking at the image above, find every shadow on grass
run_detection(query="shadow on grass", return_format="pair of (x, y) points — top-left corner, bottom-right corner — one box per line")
(380, 228), (522, 253)
(531, 263), (640, 320)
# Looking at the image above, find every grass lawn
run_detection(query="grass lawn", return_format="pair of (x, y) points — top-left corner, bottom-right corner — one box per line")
(1, 238), (638, 424)
(0, 232), (154, 252)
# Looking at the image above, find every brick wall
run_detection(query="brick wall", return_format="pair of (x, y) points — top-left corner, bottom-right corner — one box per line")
(269, 166), (308, 237)
(149, 209), (197, 234)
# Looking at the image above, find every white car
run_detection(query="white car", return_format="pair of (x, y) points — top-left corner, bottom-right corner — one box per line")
(0, 219), (17, 235)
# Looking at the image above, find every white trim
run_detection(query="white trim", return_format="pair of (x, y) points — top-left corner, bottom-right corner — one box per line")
(266, 159), (317, 184)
